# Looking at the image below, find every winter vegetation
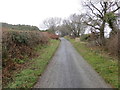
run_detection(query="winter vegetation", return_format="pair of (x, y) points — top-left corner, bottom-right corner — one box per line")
(2, 23), (60, 88)
(42, 1), (119, 88)
(66, 36), (118, 88)
(1, 0), (120, 88)
(42, 1), (120, 58)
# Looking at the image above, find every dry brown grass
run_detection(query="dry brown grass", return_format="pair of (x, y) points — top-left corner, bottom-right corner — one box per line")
(41, 32), (59, 40)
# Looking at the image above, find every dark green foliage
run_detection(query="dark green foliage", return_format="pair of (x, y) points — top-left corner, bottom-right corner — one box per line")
(11, 32), (28, 44)
(105, 12), (117, 23)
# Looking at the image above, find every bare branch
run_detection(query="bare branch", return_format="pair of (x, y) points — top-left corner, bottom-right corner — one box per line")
(100, 2), (104, 8)
(115, 2), (119, 8)
(107, 2), (114, 10)
(86, 14), (93, 20)
(112, 6), (120, 12)
(90, 1), (103, 17)
(85, 4), (98, 17)
(84, 22), (100, 30)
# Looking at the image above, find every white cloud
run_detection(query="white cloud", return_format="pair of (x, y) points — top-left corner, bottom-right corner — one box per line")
(0, 0), (82, 29)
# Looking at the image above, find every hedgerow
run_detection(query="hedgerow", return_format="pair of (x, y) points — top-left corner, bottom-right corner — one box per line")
(2, 30), (49, 86)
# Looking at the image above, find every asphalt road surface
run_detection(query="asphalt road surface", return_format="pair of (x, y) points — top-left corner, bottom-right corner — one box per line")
(34, 38), (111, 88)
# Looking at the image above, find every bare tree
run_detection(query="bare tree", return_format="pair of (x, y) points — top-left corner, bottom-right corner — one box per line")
(55, 25), (70, 36)
(62, 14), (87, 37)
(61, 19), (74, 36)
(83, 1), (120, 45)
(43, 17), (61, 33)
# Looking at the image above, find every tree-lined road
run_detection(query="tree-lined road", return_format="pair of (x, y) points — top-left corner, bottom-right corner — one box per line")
(34, 38), (111, 88)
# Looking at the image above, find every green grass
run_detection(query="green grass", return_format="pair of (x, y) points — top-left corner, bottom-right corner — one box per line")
(67, 37), (118, 88)
(6, 39), (60, 88)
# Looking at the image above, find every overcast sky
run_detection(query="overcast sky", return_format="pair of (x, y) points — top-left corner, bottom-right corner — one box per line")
(0, 0), (84, 29)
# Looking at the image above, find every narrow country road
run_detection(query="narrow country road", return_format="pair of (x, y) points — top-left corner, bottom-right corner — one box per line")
(34, 38), (111, 88)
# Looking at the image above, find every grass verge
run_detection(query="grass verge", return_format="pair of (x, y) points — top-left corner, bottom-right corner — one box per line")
(5, 39), (60, 88)
(66, 37), (118, 88)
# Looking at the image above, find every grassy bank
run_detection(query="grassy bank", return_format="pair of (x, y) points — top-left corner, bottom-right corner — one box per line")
(5, 39), (60, 88)
(66, 37), (118, 88)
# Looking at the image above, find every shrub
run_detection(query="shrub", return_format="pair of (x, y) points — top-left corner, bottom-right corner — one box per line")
(106, 34), (118, 57)
(2, 31), (49, 62)
(80, 34), (90, 41)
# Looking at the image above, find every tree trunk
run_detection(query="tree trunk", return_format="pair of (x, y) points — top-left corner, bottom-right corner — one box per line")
(109, 21), (118, 38)
(100, 21), (105, 46)
(77, 28), (80, 37)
